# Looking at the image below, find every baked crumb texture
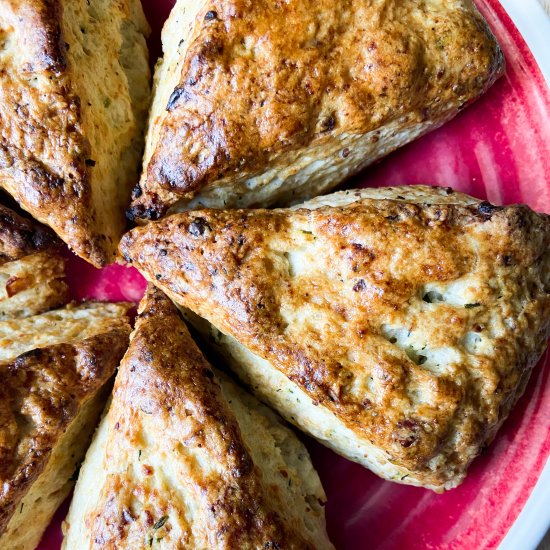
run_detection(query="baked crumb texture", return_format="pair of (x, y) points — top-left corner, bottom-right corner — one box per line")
(120, 185), (550, 492)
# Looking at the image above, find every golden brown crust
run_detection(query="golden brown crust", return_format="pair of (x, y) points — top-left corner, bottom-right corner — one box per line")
(0, 203), (61, 266)
(85, 286), (322, 549)
(0, 0), (99, 261)
(0, 0), (150, 266)
(0, 252), (68, 320)
(120, 186), (550, 488)
(0, 327), (130, 533)
(131, 0), (504, 219)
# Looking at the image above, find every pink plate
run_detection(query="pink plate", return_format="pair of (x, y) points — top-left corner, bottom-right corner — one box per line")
(38, 1), (550, 548)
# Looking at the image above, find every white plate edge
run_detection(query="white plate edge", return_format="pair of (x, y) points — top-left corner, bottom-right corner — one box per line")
(499, 0), (550, 86)
(498, 456), (550, 550)
(494, 2), (550, 549)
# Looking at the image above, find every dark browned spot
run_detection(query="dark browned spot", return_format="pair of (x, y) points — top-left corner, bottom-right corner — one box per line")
(131, 184), (142, 199)
(188, 217), (212, 237)
(353, 279), (366, 292)
(477, 201), (501, 220)
(202, 368), (214, 379)
(126, 205), (163, 222)
(321, 114), (336, 132)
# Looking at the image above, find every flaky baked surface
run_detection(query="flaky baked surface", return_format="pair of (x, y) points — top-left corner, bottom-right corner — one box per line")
(0, 0), (150, 266)
(130, 0), (504, 219)
(0, 302), (131, 548)
(63, 286), (332, 549)
(120, 185), (550, 491)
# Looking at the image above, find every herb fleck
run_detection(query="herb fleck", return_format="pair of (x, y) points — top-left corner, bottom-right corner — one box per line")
(465, 303), (481, 309)
(166, 86), (185, 111)
(153, 516), (168, 530)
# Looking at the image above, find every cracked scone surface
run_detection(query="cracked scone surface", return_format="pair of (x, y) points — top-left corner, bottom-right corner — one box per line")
(0, 302), (131, 550)
(0, 0), (150, 266)
(131, 0), (503, 219)
(63, 287), (332, 549)
(120, 185), (550, 491)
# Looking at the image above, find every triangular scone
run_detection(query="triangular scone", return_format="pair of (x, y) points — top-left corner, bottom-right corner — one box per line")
(0, 303), (131, 550)
(63, 287), (332, 549)
(129, 0), (504, 221)
(0, 203), (68, 319)
(0, 0), (150, 266)
(120, 185), (550, 491)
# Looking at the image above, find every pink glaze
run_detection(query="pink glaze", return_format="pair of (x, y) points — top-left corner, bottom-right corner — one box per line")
(37, 0), (549, 548)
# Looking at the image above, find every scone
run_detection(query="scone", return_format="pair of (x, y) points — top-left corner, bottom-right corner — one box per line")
(0, 301), (131, 550)
(0, 0), (150, 266)
(0, 203), (68, 319)
(63, 286), (332, 549)
(129, 0), (504, 221)
(120, 185), (550, 492)
(0, 203), (62, 266)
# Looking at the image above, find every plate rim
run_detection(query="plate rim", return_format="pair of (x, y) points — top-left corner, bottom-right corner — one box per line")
(497, 1), (550, 548)
(500, 0), (550, 85)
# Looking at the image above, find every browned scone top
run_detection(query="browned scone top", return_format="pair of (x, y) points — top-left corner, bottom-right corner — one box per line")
(0, 0), (150, 266)
(0, 300), (131, 549)
(120, 185), (550, 491)
(0, 325), (130, 535)
(0, 202), (61, 266)
(131, 0), (504, 219)
(63, 286), (332, 549)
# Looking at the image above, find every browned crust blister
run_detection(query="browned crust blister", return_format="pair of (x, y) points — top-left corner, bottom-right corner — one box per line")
(0, 327), (130, 533)
(0, 203), (62, 266)
(120, 186), (550, 489)
(131, 0), (504, 219)
(81, 287), (328, 549)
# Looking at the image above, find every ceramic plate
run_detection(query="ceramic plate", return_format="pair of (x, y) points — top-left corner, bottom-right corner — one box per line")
(38, 0), (550, 548)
